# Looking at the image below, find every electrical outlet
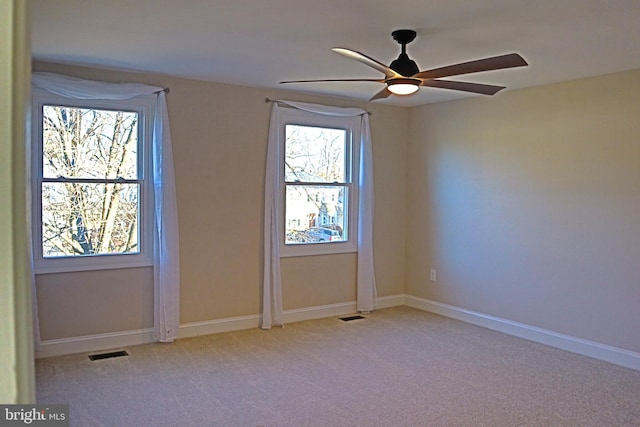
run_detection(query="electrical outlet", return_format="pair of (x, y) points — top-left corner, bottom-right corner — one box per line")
(430, 268), (437, 282)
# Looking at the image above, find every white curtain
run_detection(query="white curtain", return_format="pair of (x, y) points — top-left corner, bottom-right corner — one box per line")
(28, 194), (41, 351)
(31, 72), (180, 343)
(262, 103), (284, 329)
(261, 100), (376, 329)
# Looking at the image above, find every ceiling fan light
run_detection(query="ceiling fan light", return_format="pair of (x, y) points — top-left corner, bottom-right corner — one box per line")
(388, 84), (419, 95)
(386, 79), (420, 95)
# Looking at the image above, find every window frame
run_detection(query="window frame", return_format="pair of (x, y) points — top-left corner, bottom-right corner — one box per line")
(31, 88), (155, 273)
(278, 108), (361, 257)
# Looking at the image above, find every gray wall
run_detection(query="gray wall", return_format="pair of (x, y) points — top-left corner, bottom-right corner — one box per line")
(407, 69), (640, 354)
(32, 61), (408, 341)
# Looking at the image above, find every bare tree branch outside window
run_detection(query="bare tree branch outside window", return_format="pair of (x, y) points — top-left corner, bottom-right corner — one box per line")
(41, 105), (140, 257)
(284, 124), (349, 244)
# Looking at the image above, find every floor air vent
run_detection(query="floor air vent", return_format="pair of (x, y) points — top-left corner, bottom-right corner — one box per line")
(339, 315), (366, 322)
(88, 350), (129, 361)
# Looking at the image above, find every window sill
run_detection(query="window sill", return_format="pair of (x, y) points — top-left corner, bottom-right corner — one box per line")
(279, 242), (357, 258)
(35, 256), (153, 275)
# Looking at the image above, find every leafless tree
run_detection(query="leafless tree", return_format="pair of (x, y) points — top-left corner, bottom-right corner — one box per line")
(283, 124), (347, 241)
(41, 105), (140, 257)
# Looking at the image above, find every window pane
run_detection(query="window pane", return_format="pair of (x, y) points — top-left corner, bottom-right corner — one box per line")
(285, 124), (346, 183)
(42, 105), (138, 179)
(285, 185), (347, 244)
(41, 182), (140, 257)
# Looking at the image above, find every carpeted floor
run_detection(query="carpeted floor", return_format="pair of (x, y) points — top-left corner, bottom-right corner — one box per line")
(36, 306), (640, 426)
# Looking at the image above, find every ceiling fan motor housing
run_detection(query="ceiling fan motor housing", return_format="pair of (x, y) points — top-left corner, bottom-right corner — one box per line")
(390, 54), (419, 77)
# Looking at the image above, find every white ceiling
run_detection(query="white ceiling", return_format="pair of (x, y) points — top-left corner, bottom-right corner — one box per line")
(30, 0), (640, 107)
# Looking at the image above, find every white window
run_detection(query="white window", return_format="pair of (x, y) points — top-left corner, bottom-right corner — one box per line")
(279, 108), (360, 256)
(31, 89), (154, 273)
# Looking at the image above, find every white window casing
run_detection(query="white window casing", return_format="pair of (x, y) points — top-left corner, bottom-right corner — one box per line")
(278, 108), (361, 257)
(31, 88), (155, 273)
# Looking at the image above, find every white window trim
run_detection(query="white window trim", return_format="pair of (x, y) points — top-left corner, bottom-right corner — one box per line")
(31, 88), (155, 274)
(278, 108), (360, 257)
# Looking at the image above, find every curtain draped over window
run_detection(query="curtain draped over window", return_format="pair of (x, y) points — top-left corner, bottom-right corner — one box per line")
(30, 72), (180, 344)
(262, 100), (376, 329)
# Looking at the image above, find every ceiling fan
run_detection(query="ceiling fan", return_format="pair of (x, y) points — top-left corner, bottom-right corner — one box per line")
(280, 29), (528, 101)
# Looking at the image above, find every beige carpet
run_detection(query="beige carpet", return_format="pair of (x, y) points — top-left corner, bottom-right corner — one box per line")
(36, 306), (640, 426)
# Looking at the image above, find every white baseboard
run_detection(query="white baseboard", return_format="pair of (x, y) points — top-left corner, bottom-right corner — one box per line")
(282, 301), (358, 324)
(180, 294), (405, 337)
(37, 294), (406, 358)
(37, 328), (154, 359)
(179, 313), (261, 338)
(376, 294), (407, 309)
(405, 295), (640, 371)
(41, 293), (638, 371)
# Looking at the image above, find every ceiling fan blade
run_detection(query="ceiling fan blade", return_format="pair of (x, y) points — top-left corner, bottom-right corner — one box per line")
(413, 53), (528, 80)
(332, 48), (403, 79)
(368, 87), (392, 101)
(280, 78), (385, 84)
(420, 79), (506, 95)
